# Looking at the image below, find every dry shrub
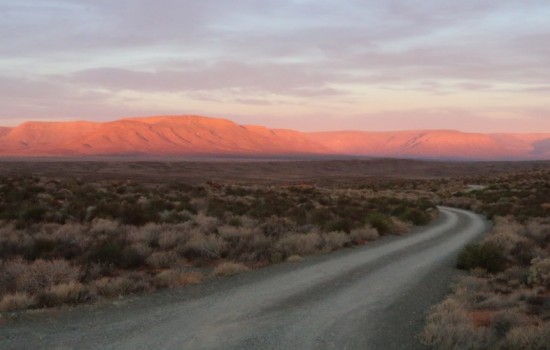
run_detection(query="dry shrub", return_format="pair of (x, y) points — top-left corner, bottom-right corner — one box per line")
(52, 223), (90, 248)
(235, 215), (258, 229)
(287, 255), (303, 262)
(0, 226), (33, 257)
(93, 277), (130, 297)
(0, 259), (27, 295)
(129, 242), (152, 260)
(350, 226), (379, 242)
(146, 251), (179, 269)
(322, 231), (351, 251)
(276, 232), (322, 257)
(390, 218), (411, 235)
(485, 217), (525, 256)
(213, 262), (249, 277)
(179, 232), (226, 260)
(38, 282), (91, 307)
(90, 219), (120, 236)
(17, 259), (81, 294)
(525, 219), (550, 245)
(218, 225), (256, 242)
(158, 230), (181, 250)
(528, 257), (550, 287)
(420, 298), (494, 349)
(220, 227), (272, 262)
(501, 323), (550, 349)
(0, 292), (36, 312)
(453, 276), (492, 305)
(152, 270), (204, 288)
(152, 270), (182, 288)
(127, 225), (158, 245)
(193, 214), (219, 234)
(476, 294), (520, 310)
(180, 271), (203, 285)
(262, 216), (295, 237)
(490, 308), (528, 338)
(92, 274), (150, 297)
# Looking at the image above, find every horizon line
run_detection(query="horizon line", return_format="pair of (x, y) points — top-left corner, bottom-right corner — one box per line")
(3, 114), (550, 135)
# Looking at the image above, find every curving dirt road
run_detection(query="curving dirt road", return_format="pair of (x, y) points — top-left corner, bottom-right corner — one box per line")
(0, 207), (489, 350)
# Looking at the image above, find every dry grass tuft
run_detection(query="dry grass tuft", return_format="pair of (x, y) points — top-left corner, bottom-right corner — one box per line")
(213, 262), (249, 277)
(0, 292), (36, 312)
(287, 255), (304, 262)
(180, 271), (204, 285)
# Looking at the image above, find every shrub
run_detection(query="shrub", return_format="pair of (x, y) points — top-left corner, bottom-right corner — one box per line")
(501, 323), (550, 350)
(276, 232), (322, 257)
(490, 309), (527, 338)
(37, 282), (91, 307)
(0, 292), (36, 312)
(88, 241), (123, 266)
(399, 208), (430, 225)
(322, 231), (351, 251)
(366, 212), (392, 235)
(180, 271), (203, 285)
(457, 242), (506, 273)
(213, 262), (249, 276)
(146, 251), (179, 269)
(179, 233), (226, 260)
(350, 226), (379, 243)
(0, 259), (27, 295)
(20, 205), (48, 224)
(528, 257), (550, 287)
(152, 270), (182, 288)
(420, 298), (495, 349)
(90, 219), (120, 236)
(261, 216), (295, 237)
(390, 218), (411, 235)
(17, 259), (81, 294)
(92, 274), (150, 297)
(152, 270), (204, 288)
(287, 255), (303, 262)
(158, 230), (181, 250)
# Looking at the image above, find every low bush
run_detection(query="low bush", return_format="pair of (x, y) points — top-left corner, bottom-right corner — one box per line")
(457, 242), (506, 273)
(528, 257), (550, 288)
(0, 292), (36, 312)
(213, 262), (249, 276)
(365, 212), (392, 235)
(146, 251), (179, 269)
(501, 323), (550, 350)
(17, 259), (81, 294)
(276, 232), (322, 257)
(420, 299), (495, 349)
(0, 175), (434, 312)
(37, 282), (91, 307)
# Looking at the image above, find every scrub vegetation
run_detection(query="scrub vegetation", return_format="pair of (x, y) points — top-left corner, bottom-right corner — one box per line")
(422, 169), (550, 349)
(0, 175), (434, 312)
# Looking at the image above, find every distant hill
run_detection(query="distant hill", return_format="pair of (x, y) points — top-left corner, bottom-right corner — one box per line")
(308, 130), (550, 159)
(1, 115), (549, 160)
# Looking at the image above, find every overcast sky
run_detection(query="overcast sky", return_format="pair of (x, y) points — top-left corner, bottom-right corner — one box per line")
(1, 0), (550, 132)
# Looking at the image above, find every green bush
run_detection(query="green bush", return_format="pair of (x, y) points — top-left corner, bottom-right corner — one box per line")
(399, 208), (430, 226)
(457, 242), (506, 273)
(366, 212), (392, 234)
(88, 241), (123, 266)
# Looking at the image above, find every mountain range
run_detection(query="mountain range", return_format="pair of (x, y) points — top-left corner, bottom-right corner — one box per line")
(1, 115), (549, 160)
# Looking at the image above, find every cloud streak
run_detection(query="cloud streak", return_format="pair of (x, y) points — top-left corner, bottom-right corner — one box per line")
(1, 0), (550, 131)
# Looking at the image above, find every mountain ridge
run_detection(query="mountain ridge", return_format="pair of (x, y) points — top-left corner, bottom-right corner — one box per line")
(1, 115), (550, 160)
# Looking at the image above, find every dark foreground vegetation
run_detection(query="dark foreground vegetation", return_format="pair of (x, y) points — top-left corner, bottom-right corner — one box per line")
(0, 174), (434, 312)
(2, 158), (549, 350)
(422, 169), (550, 349)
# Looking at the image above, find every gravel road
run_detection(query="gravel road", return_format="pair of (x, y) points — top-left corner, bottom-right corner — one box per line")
(0, 206), (489, 350)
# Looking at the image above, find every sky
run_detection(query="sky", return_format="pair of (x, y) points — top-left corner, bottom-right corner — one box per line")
(1, 0), (550, 132)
